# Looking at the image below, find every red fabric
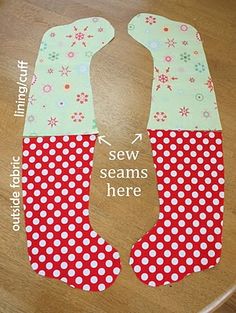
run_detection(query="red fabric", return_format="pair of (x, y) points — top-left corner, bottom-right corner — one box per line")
(22, 134), (121, 291)
(130, 130), (224, 286)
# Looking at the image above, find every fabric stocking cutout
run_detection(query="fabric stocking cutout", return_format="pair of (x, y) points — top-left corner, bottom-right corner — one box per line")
(22, 18), (121, 291)
(128, 14), (224, 287)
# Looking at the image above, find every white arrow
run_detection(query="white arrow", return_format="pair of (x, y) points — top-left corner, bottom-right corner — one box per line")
(131, 133), (142, 145)
(98, 135), (111, 146)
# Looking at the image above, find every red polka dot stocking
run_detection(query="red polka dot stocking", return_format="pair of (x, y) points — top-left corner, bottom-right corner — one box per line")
(128, 13), (225, 287)
(22, 135), (121, 291)
(129, 130), (224, 286)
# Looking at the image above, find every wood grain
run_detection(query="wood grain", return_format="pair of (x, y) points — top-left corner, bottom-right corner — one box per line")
(0, 0), (236, 312)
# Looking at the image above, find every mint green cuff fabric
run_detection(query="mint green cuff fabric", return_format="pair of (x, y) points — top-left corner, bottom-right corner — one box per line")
(24, 17), (114, 137)
(128, 13), (222, 131)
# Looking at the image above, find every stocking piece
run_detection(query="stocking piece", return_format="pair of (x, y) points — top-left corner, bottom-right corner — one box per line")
(22, 18), (121, 291)
(128, 13), (224, 287)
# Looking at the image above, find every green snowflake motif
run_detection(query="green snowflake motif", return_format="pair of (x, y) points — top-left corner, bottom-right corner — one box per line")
(85, 51), (93, 57)
(195, 93), (204, 101)
(180, 52), (191, 62)
(92, 17), (99, 23)
(40, 41), (47, 51)
(48, 52), (59, 61)
(92, 119), (97, 129)
(202, 110), (210, 118)
(128, 24), (135, 30)
(195, 63), (206, 73)
(27, 115), (35, 123)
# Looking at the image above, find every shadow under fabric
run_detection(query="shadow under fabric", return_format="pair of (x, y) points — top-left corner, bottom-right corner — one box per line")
(22, 17), (121, 292)
(128, 13), (224, 287)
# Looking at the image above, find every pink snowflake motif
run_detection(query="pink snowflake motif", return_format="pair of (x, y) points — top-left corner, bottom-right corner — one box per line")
(196, 32), (202, 41)
(76, 92), (88, 104)
(165, 38), (177, 48)
(59, 66), (71, 77)
(67, 51), (75, 58)
(180, 24), (188, 31)
(145, 15), (156, 25)
(66, 25), (93, 47)
(155, 67), (178, 91)
(98, 27), (104, 32)
(48, 117), (58, 127)
(189, 77), (195, 83)
(28, 95), (36, 105)
(182, 40), (188, 45)
(31, 74), (37, 85)
(71, 112), (85, 122)
(154, 112), (167, 122)
(205, 77), (214, 92)
(48, 68), (53, 74)
(165, 55), (172, 62)
(42, 84), (52, 93)
(179, 106), (190, 117)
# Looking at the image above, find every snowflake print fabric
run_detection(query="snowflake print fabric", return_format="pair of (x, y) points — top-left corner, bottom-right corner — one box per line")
(128, 13), (224, 288)
(24, 17), (114, 136)
(128, 13), (222, 130)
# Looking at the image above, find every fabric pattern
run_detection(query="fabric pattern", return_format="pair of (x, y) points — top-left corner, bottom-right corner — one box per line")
(22, 134), (121, 291)
(128, 13), (225, 287)
(130, 130), (224, 287)
(24, 17), (114, 136)
(128, 13), (222, 130)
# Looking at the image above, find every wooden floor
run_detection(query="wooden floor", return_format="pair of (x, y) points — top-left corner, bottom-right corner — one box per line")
(1, 0), (236, 312)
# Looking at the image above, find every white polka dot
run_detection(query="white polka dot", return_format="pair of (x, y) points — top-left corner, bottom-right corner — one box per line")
(164, 265), (171, 273)
(141, 273), (148, 281)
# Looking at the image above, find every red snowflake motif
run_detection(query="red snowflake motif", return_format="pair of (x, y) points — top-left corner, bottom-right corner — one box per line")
(155, 67), (178, 91)
(179, 106), (190, 116)
(189, 77), (195, 83)
(66, 25), (93, 47)
(205, 77), (214, 92)
(76, 92), (89, 104)
(48, 117), (58, 127)
(154, 112), (167, 122)
(71, 112), (84, 122)
(145, 16), (156, 25)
